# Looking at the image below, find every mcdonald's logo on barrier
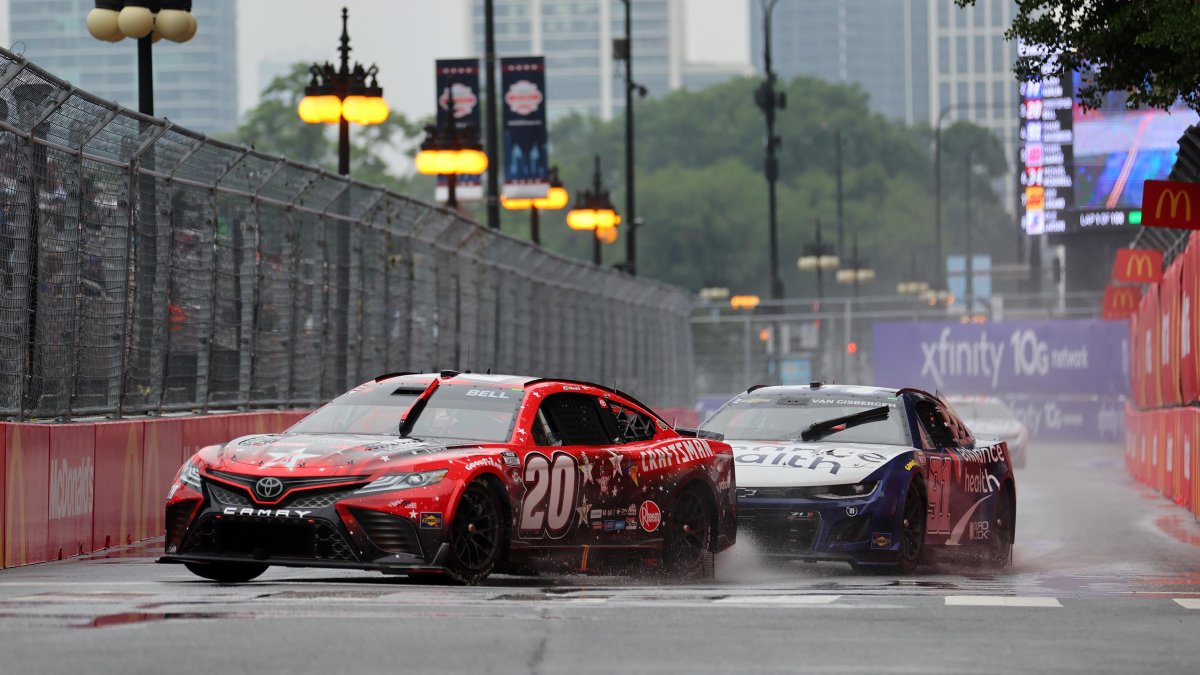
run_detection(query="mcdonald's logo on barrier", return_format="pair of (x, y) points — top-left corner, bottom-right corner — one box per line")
(1142, 180), (1200, 229)
(1112, 248), (1163, 284)
(1102, 285), (1142, 320)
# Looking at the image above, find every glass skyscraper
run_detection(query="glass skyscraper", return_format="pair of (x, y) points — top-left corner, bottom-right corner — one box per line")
(9, 0), (238, 134)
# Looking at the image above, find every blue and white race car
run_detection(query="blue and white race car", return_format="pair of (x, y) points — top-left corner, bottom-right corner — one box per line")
(700, 383), (1016, 573)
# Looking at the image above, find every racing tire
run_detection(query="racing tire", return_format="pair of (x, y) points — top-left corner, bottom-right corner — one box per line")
(894, 479), (927, 575)
(989, 486), (1015, 568)
(445, 480), (505, 585)
(183, 561), (268, 583)
(663, 486), (715, 580)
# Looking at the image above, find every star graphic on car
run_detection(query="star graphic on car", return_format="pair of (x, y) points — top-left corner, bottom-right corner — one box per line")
(576, 502), (592, 526)
(607, 450), (623, 472)
(579, 455), (595, 484)
(262, 448), (321, 470)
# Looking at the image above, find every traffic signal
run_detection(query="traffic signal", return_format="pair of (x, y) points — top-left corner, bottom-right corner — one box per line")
(846, 341), (858, 355)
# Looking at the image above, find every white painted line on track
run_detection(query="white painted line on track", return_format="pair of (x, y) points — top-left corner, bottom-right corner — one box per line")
(1174, 599), (1200, 609)
(945, 596), (1062, 608)
(713, 595), (841, 605)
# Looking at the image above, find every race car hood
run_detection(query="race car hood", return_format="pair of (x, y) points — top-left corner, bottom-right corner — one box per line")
(728, 441), (911, 488)
(202, 433), (483, 477)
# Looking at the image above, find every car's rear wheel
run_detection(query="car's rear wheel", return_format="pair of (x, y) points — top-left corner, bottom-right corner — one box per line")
(446, 480), (504, 585)
(183, 561), (268, 583)
(663, 486), (715, 579)
(989, 486), (1015, 567)
(894, 479), (926, 575)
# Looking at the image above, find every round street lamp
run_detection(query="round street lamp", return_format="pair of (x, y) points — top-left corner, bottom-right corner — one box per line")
(836, 233), (875, 293)
(501, 166), (569, 245)
(896, 251), (930, 295)
(296, 7), (389, 176)
(85, 1), (198, 116)
(566, 156), (621, 265)
(797, 218), (839, 300)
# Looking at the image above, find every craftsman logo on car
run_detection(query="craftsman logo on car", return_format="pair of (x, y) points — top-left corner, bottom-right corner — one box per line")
(639, 500), (662, 532)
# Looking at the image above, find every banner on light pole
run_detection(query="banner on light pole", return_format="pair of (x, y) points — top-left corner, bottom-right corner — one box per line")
(434, 58), (483, 202)
(500, 56), (549, 200)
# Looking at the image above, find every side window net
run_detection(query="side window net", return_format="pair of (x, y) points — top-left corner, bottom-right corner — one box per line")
(538, 393), (613, 446)
(916, 402), (955, 448)
(608, 402), (656, 443)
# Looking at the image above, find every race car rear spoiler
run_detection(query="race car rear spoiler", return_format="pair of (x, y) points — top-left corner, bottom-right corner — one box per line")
(675, 427), (724, 442)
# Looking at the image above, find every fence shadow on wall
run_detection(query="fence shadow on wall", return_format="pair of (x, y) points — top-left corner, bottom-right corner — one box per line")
(0, 49), (695, 421)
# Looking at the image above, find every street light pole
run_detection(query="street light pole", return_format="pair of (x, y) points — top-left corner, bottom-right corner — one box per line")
(964, 142), (984, 316)
(834, 129), (843, 258)
(137, 36), (153, 115)
(621, 0), (638, 276)
(757, 0), (785, 302)
(484, 0), (500, 230)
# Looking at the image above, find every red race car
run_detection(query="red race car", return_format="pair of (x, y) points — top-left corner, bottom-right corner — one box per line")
(160, 372), (736, 583)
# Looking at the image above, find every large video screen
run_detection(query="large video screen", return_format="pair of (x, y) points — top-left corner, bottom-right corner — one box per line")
(1019, 47), (1199, 235)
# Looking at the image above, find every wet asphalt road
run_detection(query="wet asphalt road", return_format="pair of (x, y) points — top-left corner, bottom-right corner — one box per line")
(2, 441), (1200, 674)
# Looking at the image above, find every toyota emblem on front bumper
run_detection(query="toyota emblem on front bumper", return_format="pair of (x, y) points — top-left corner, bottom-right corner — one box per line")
(255, 477), (284, 499)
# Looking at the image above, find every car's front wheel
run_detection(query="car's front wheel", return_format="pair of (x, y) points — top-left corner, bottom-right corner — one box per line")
(446, 480), (505, 585)
(183, 561), (268, 583)
(663, 486), (715, 579)
(894, 479), (927, 574)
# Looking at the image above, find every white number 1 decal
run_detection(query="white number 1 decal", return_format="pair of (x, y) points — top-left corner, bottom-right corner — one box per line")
(519, 452), (579, 539)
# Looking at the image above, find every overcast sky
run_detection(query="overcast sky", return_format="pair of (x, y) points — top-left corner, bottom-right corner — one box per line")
(0, 0), (749, 123)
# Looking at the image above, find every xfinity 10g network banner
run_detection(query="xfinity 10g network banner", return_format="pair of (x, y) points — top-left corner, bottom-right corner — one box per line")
(872, 319), (1128, 396)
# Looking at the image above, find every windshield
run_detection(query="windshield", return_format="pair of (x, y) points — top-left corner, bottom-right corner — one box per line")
(700, 393), (910, 446)
(288, 384), (427, 435)
(405, 383), (523, 443)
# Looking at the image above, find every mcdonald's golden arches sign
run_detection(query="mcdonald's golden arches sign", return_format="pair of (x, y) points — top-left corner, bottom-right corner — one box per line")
(1102, 285), (1142, 320)
(1112, 248), (1163, 284)
(1142, 180), (1200, 229)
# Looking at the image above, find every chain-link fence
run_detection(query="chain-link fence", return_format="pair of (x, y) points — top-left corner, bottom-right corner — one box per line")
(0, 49), (695, 421)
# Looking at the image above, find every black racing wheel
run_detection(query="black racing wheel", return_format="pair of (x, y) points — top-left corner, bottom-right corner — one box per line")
(445, 479), (505, 585)
(894, 478), (927, 575)
(989, 485), (1015, 567)
(663, 486), (715, 579)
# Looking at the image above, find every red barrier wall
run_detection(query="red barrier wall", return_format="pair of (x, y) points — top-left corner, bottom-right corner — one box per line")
(4, 425), (50, 568)
(0, 410), (303, 569)
(47, 425), (95, 560)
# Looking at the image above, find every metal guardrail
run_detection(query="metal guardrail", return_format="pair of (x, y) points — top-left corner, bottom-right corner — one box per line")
(0, 49), (695, 420)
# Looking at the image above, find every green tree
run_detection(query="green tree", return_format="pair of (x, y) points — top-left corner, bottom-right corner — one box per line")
(538, 75), (1014, 297)
(956, 0), (1200, 112)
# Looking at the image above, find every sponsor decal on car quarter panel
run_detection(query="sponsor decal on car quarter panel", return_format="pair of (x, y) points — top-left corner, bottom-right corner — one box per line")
(871, 532), (892, 549)
(420, 512), (444, 529)
(639, 500), (662, 532)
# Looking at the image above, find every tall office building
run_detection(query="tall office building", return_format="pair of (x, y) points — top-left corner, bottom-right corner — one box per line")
(752, 0), (1018, 207)
(9, 0), (239, 134)
(467, 0), (750, 121)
